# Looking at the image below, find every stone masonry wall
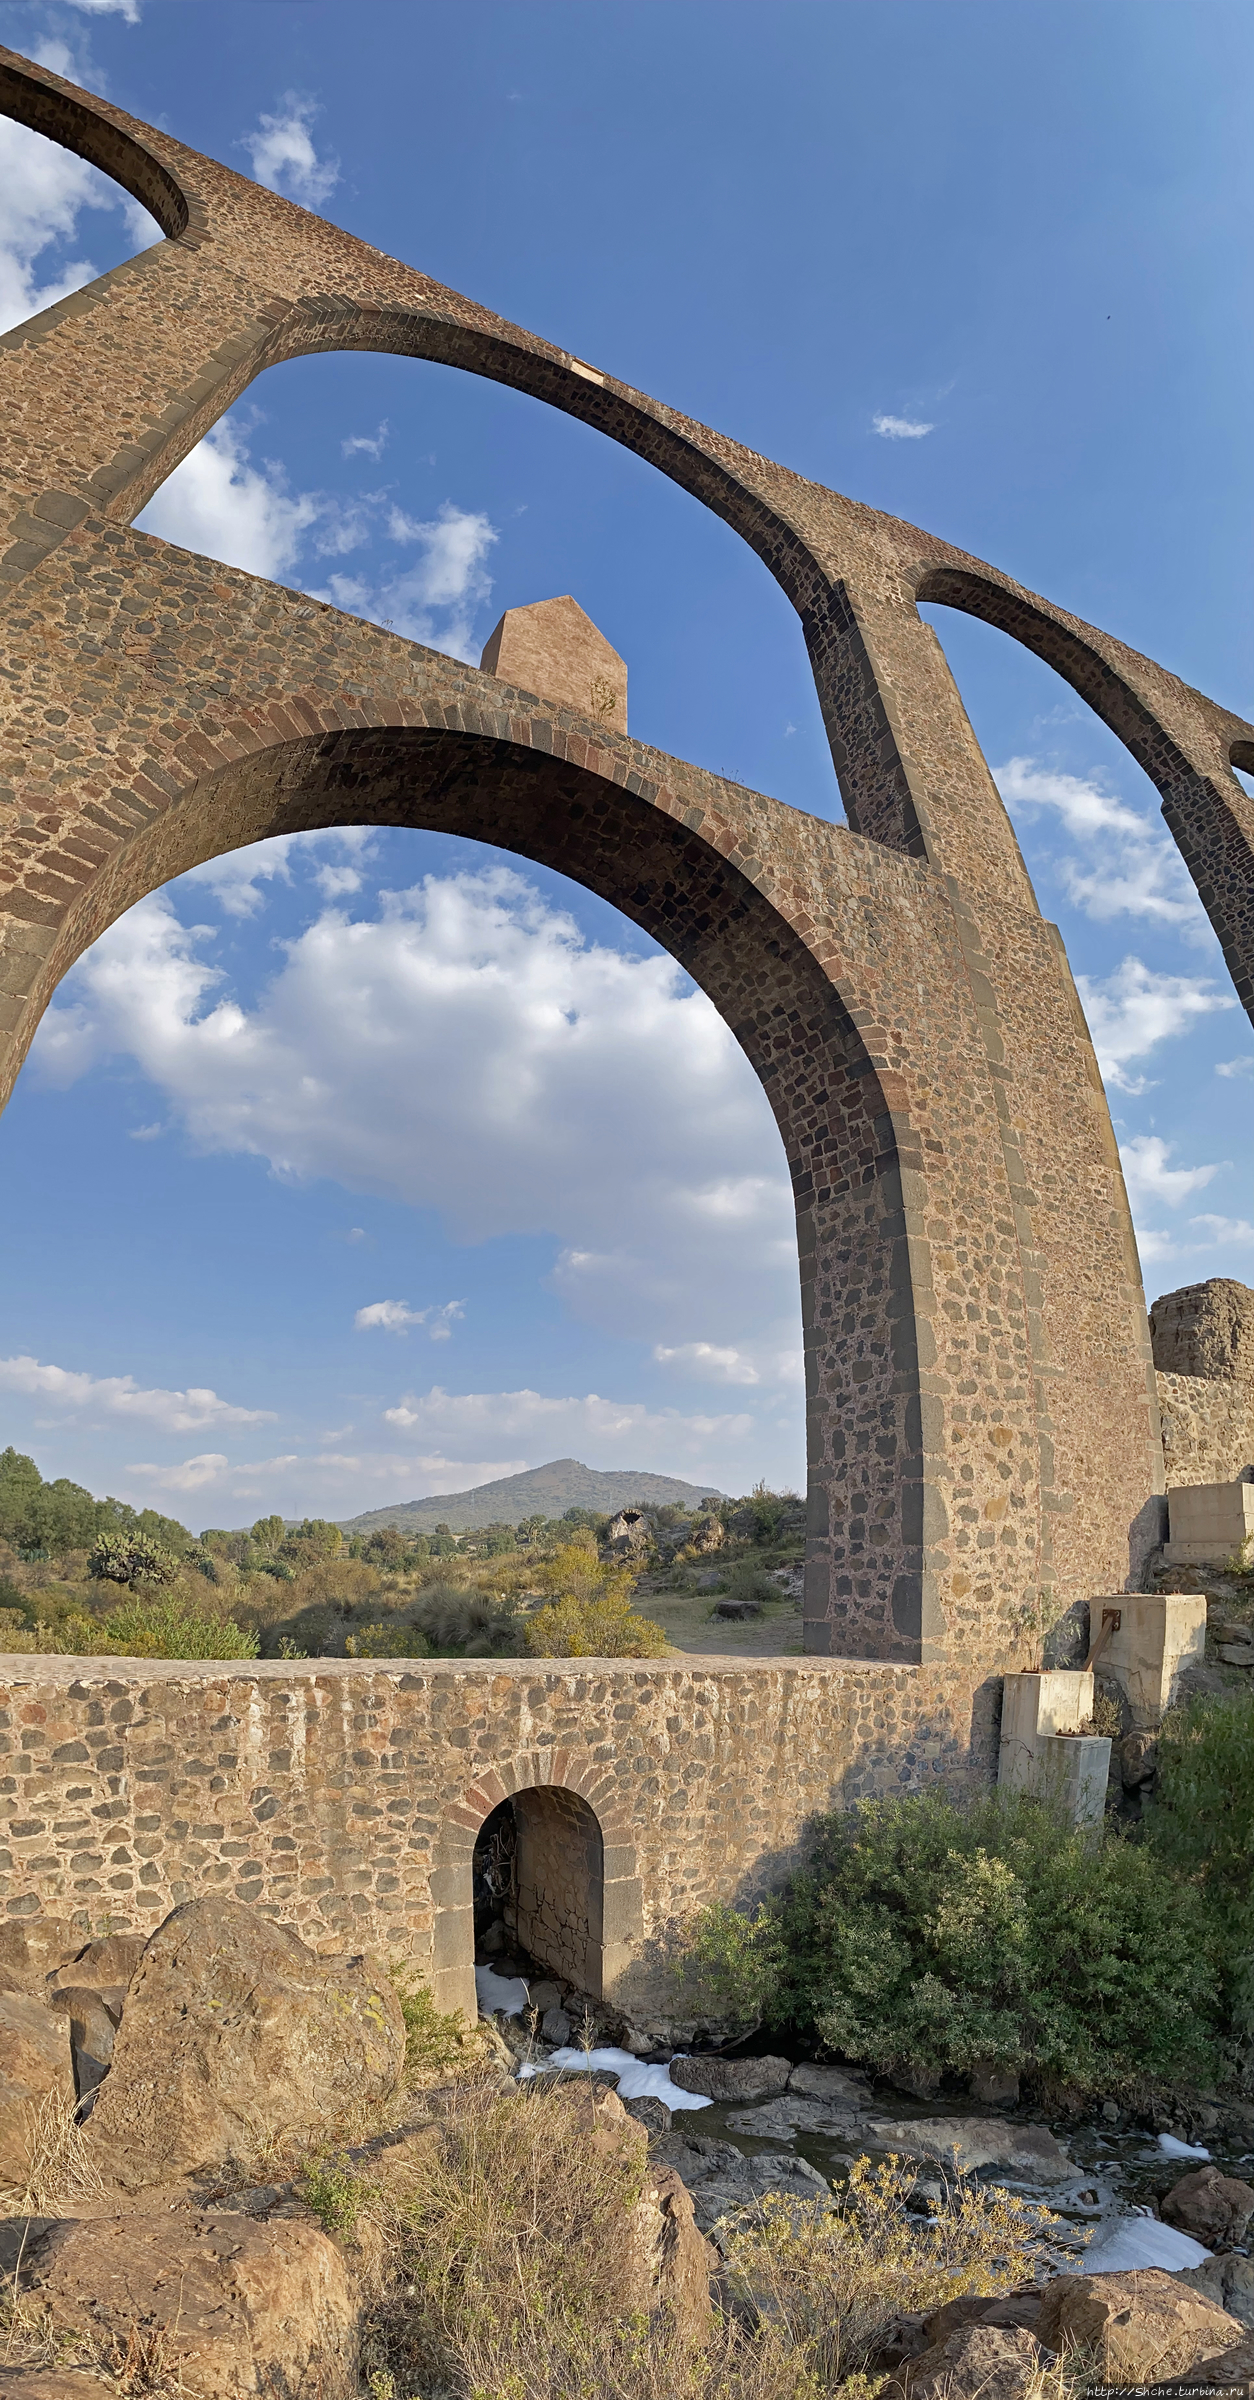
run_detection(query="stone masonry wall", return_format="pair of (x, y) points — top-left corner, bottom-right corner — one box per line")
(1156, 1372), (1254, 1487)
(512, 1785), (604, 1994)
(0, 1654), (991, 2019)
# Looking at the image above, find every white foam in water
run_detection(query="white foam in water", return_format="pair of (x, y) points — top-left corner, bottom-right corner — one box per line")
(519, 2044), (712, 2110)
(1157, 2131), (1211, 2161)
(475, 1964), (530, 2018)
(1083, 2210), (1211, 2274)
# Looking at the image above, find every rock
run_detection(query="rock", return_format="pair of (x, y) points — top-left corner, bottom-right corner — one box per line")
(46, 1934), (145, 2002)
(970, 2060), (1021, 2108)
(1142, 2333), (1254, 2392)
(82, 1897), (404, 2192)
(725, 2095), (860, 2139)
(1036, 2269), (1244, 2383)
(46, 1986), (119, 2105)
(541, 2005), (573, 2046)
(1120, 1730), (1160, 1789)
(528, 1980), (563, 2013)
(890, 2064), (941, 2101)
(714, 1598), (761, 1620)
(867, 2114), (1073, 2183)
(1217, 1645), (1254, 1667)
(23, 2209), (359, 2398)
(896, 2322), (1049, 2400)
(668, 2054), (792, 2103)
(0, 1993), (75, 2198)
(691, 1516), (725, 1554)
(787, 2060), (868, 2102)
(1179, 2257), (1254, 2331)
(1162, 2166), (1254, 2247)
(653, 2133), (829, 2243)
(624, 2095), (672, 2135)
(628, 2162), (716, 2341)
(922, 2295), (1043, 2345)
(0, 2374), (114, 2396)
(0, 1920), (79, 1997)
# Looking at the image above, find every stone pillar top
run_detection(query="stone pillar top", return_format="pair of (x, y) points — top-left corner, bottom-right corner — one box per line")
(480, 595), (627, 733)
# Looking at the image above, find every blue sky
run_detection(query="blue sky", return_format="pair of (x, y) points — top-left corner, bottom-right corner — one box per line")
(0, 0), (1249, 1527)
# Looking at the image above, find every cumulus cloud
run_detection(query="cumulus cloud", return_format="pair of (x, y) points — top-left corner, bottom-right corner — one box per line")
(316, 502), (497, 662)
(994, 757), (1208, 936)
(355, 1299), (465, 1339)
(33, 859), (802, 1387)
(873, 412), (934, 439)
(136, 422), (325, 581)
(0, 60), (161, 334)
(1119, 1134), (1222, 1210)
(0, 1355), (272, 1431)
(1075, 956), (1236, 1093)
(239, 94), (339, 207)
(66, 1), (141, 17)
(379, 1384), (754, 1469)
(1216, 1054), (1254, 1080)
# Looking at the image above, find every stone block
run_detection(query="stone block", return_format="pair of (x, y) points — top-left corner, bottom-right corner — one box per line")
(1090, 1591), (1208, 1722)
(480, 595), (627, 732)
(1164, 1480), (1254, 1567)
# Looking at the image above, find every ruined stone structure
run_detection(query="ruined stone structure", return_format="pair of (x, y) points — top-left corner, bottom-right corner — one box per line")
(1152, 1279), (1254, 1487)
(0, 52), (1251, 2005)
(480, 595), (627, 734)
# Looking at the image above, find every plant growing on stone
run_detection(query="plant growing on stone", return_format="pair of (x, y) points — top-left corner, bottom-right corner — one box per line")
(1147, 1685), (1254, 2043)
(389, 1968), (487, 2088)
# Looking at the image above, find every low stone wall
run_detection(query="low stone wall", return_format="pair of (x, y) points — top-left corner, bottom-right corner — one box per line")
(1156, 1369), (1254, 1488)
(0, 1653), (994, 2020)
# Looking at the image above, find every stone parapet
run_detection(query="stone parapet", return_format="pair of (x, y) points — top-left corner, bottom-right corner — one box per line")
(0, 1652), (991, 2018)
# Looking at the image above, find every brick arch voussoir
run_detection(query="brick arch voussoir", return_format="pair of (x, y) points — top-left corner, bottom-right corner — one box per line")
(436, 1750), (636, 1866)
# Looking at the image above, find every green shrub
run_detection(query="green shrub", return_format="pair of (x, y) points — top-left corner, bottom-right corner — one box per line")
(1147, 1685), (1254, 2041)
(87, 1530), (180, 1589)
(410, 1583), (522, 1656)
(681, 1789), (1221, 2096)
(101, 1592), (259, 1659)
(390, 1970), (486, 2088)
(301, 2150), (371, 2235)
(525, 1591), (668, 1659)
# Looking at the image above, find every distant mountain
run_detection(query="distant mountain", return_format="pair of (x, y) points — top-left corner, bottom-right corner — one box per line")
(340, 1457), (727, 1536)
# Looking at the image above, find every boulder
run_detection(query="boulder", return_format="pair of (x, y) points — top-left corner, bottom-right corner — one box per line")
(1180, 2257), (1254, 2332)
(867, 2114), (1072, 2183)
(23, 2209), (359, 2398)
(921, 2295), (1043, 2347)
(897, 2322), (1049, 2400)
(624, 2095), (672, 2135)
(652, 2131), (829, 2243)
(1162, 2165), (1254, 2247)
(668, 2054), (792, 2103)
(0, 1993), (75, 2198)
(1036, 2269), (1244, 2383)
(47, 1987), (119, 2104)
(787, 2061), (868, 2102)
(0, 1920), (79, 1997)
(1142, 2333), (1254, 2392)
(47, 1934), (144, 2004)
(725, 2094), (860, 2139)
(81, 1897), (405, 2192)
(541, 2005), (573, 2046)
(527, 1980), (563, 2014)
(627, 2162), (716, 2341)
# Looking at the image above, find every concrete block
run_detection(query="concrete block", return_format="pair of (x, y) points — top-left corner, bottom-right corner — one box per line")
(1164, 1479), (1254, 1567)
(998, 1672), (1108, 1829)
(1090, 1591), (1208, 1723)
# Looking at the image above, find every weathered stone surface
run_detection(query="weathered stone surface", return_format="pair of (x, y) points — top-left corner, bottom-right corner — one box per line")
(1161, 2165), (1254, 2247)
(1036, 2269), (1244, 2383)
(787, 2061), (868, 2101)
(480, 595), (628, 735)
(669, 2054), (793, 2103)
(1151, 1281), (1254, 1387)
(47, 1934), (144, 2001)
(0, 2374), (112, 2396)
(0, 1992), (74, 2194)
(896, 2322), (1048, 2400)
(725, 2094), (860, 2139)
(624, 2095), (672, 2135)
(868, 2115), (1072, 2182)
(0, 1919), (78, 1996)
(1142, 2332), (1254, 2392)
(46, 1985), (117, 2102)
(921, 2295), (1043, 2346)
(24, 2209), (359, 2398)
(1180, 2256), (1254, 2332)
(628, 2162), (715, 2341)
(970, 2060), (1021, 2108)
(653, 2130), (829, 2242)
(82, 1897), (404, 2191)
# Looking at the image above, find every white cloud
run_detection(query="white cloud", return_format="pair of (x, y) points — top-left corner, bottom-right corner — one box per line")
(239, 94), (339, 208)
(136, 423), (323, 581)
(1075, 957), (1236, 1094)
(35, 859), (802, 1393)
(653, 1341), (760, 1385)
(317, 502), (497, 662)
(379, 1384), (754, 1470)
(1216, 1054), (1254, 1080)
(183, 834), (297, 919)
(0, 1355), (273, 1432)
(126, 1452), (228, 1492)
(66, 1), (141, 17)
(0, 79), (160, 334)
(355, 1299), (465, 1339)
(994, 757), (1208, 936)
(873, 412), (934, 439)
(1188, 1214), (1254, 1245)
(342, 422), (389, 460)
(1119, 1134), (1222, 1210)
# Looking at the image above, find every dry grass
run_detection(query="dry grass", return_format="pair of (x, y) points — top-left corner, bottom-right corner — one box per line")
(0, 2086), (106, 2216)
(718, 2154), (1056, 2390)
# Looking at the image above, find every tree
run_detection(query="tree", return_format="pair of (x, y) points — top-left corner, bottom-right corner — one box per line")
(251, 1515), (285, 1551)
(88, 1530), (181, 1589)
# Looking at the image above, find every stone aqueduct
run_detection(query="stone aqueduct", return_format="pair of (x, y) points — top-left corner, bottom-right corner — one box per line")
(0, 50), (1251, 2016)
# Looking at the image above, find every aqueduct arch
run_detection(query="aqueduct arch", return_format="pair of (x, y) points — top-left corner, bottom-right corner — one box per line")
(0, 45), (1251, 1677)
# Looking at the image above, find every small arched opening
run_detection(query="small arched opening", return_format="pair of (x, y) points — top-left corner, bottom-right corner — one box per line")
(473, 1787), (606, 2001)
